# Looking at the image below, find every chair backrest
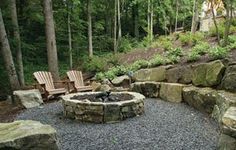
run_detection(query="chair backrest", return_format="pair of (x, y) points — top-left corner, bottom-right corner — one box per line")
(67, 70), (84, 88)
(33, 71), (55, 90)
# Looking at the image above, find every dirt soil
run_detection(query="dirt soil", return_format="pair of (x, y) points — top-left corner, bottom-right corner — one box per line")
(0, 101), (23, 123)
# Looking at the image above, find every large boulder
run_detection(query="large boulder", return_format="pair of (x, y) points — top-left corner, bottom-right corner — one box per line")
(212, 91), (236, 122)
(221, 63), (236, 92)
(192, 60), (225, 87)
(0, 120), (59, 150)
(133, 66), (168, 82)
(166, 66), (192, 84)
(131, 82), (160, 98)
(182, 86), (218, 114)
(222, 107), (236, 138)
(159, 83), (186, 103)
(13, 89), (43, 108)
(218, 134), (236, 150)
(111, 75), (130, 88)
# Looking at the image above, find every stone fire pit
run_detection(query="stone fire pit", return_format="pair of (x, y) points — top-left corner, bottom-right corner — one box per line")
(61, 92), (145, 123)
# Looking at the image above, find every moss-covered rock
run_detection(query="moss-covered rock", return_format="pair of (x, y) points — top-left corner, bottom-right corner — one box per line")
(192, 60), (225, 87)
(131, 82), (160, 98)
(221, 63), (236, 92)
(183, 86), (218, 114)
(159, 83), (186, 103)
(133, 66), (167, 82)
(222, 107), (236, 138)
(0, 120), (59, 150)
(166, 66), (192, 84)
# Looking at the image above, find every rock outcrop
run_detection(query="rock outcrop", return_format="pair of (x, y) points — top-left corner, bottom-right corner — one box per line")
(159, 83), (186, 103)
(0, 120), (59, 150)
(192, 60), (225, 87)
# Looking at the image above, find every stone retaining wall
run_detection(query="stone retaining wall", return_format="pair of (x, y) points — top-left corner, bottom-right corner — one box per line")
(131, 82), (236, 150)
(133, 60), (236, 93)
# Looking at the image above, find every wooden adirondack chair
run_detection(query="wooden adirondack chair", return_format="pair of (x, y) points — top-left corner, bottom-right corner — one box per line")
(33, 71), (67, 100)
(66, 70), (93, 92)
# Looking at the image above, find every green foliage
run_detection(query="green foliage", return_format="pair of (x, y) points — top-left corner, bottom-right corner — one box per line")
(187, 51), (201, 62)
(208, 46), (228, 60)
(192, 42), (210, 55)
(227, 35), (236, 50)
(83, 56), (107, 73)
(128, 59), (149, 71)
(209, 22), (236, 38)
(179, 32), (205, 46)
(118, 36), (134, 52)
(165, 47), (183, 63)
(149, 54), (168, 67)
(152, 36), (173, 51)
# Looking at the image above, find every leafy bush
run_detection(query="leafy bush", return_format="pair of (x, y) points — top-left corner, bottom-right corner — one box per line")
(192, 42), (210, 55)
(118, 36), (133, 52)
(149, 54), (167, 67)
(209, 22), (236, 38)
(83, 56), (107, 73)
(128, 60), (149, 71)
(165, 47), (183, 63)
(187, 51), (201, 62)
(179, 32), (204, 46)
(152, 36), (173, 51)
(208, 46), (228, 59)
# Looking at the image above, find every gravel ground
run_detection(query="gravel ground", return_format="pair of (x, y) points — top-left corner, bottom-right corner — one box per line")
(16, 99), (220, 150)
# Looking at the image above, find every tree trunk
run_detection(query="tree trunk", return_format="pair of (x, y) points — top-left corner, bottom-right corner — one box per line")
(87, 0), (93, 57)
(175, 0), (179, 32)
(10, 0), (24, 87)
(150, 0), (153, 40)
(223, 0), (233, 46)
(210, 0), (220, 44)
(191, 0), (199, 33)
(133, 3), (139, 38)
(67, 0), (73, 69)
(117, 0), (121, 47)
(114, 0), (117, 53)
(0, 8), (20, 91)
(147, 0), (150, 38)
(43, 0), (60, 80)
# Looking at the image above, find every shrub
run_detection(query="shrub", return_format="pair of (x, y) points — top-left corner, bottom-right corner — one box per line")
(192, 42), (210, 55)
(179, 32), (204, 46)
(209, 22), (236, 38)
(118, 36), (134, 52)
(187, 51), (201, 62)
(128, 60), (149, 71)
(149, 54), (167, 67)
(152, 36), (173, 51)
(165, 47), (183, 63)
(208, 46), (228, 59)
(83, 56), (107, 73)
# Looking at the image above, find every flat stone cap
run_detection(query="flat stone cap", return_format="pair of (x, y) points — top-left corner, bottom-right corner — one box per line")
(0, 120), (56, 143)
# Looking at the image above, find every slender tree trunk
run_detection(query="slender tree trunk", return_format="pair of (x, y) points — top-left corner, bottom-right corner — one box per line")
(150, 0), (153, 40)
(43, 0), (60, 80)
(210, 0), (220, 44)
(67, 0), (72, 69)
(10, 0), (24, 87)
(114, 0), (117, 53)
(133, 3), (139, 38)
(175, 0), (179, 32)
(191, 0), (199, 33)
(223, 0), (232, 46)
(0, 8), (20, 91)
(87, 0), (93, 58)
(147, 0), (150, 38)
(117, 0), (121, 47)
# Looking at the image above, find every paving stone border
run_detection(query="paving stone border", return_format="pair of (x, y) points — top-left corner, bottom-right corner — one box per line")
(60, 92), (145, 123)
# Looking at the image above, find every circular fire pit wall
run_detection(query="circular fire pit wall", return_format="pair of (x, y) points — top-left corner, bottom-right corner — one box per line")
(61, 92), (145, 123)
